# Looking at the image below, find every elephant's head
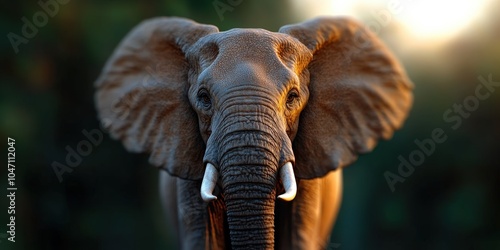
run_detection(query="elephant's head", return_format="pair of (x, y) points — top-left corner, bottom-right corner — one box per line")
(95, 17), (412, 249)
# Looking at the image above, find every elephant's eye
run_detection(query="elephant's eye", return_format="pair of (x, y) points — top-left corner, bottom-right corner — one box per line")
(286, 89), (299, 107)
(197, 89), (212, 109)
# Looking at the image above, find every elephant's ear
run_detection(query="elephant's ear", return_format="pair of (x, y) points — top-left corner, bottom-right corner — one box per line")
(95, 17), (218, 180)
(280, 17), (413, 179)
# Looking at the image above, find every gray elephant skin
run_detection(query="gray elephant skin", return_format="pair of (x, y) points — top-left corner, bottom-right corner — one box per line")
(94, 16), (413, 250)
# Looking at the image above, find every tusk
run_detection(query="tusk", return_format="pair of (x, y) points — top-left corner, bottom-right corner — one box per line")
(200, 163), (218, 202)
(278, 162), (297, 201)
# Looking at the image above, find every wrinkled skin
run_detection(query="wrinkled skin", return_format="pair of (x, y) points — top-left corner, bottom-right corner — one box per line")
(95, 17), (413, 249)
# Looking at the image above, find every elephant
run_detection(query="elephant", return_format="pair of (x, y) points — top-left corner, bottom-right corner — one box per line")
(94, 16), (413, 249)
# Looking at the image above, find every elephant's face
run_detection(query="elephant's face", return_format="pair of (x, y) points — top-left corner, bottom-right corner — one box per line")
(186, 30), (312, 203)
(95, 17), (413, 249)
(187, 29), (311, 144)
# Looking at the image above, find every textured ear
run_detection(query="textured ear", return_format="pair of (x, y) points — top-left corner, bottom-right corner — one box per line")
(280, 17), (413, 179)
(95, 17), (218, 180)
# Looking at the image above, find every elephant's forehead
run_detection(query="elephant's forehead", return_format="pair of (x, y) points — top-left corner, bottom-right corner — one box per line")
(199, 29), (311, 86)
(214, 28), (307, 58)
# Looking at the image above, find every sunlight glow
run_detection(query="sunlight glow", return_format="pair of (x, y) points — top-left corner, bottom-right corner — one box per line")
(398, 0), (491, 39)
(292, 0), (492, 41)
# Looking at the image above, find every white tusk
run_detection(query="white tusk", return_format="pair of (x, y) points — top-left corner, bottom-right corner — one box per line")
(200, 163), (219, 202)
(278, 162), (297, 201)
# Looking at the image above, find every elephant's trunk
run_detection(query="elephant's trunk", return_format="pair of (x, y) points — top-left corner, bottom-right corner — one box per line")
(201, 96), (296, 249)
(225, 184), (276, 249)
(219, 135), (278, 250)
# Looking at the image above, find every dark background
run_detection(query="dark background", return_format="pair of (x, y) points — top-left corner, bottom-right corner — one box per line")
(1, 0), (499, 249)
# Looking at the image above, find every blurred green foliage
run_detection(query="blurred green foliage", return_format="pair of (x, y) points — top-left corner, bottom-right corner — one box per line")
(1, 0), (499, 249)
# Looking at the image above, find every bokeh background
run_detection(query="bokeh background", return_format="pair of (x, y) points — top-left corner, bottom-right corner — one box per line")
(1, 0), (499, 249)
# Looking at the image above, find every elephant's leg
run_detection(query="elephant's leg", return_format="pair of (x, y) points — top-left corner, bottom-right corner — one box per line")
(159, 170), (209, 249)
(206, 196), (229, 249)
(159, 170), (179, 247)
(176, 177), (210, 249)
(285, 169), (343, 250)
(317, 169), (343, 248)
